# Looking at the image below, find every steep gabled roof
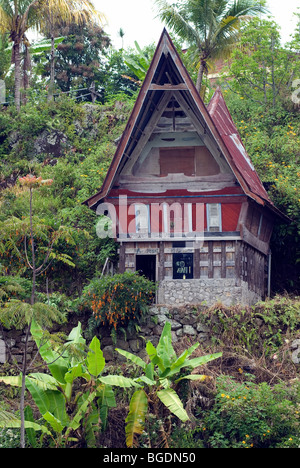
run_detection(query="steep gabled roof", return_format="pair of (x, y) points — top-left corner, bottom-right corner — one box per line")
(207, 87), (289, 220)
(83, 29), (286, 220)
(207, 87), (271, 204)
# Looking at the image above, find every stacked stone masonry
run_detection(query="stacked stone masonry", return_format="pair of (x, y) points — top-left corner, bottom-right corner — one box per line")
(158, 278), (261, 307)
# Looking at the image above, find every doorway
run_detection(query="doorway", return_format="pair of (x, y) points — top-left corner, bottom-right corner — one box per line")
(136, 255), (156, 282)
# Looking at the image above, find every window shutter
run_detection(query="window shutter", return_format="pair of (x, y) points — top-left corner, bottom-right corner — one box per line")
(207, 204), (222, 232)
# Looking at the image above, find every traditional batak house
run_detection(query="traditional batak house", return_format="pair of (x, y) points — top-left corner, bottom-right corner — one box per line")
(84, 29), (287, 306)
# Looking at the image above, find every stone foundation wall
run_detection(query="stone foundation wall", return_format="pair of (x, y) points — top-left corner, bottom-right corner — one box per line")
(0, 305), (210, 365)
(157, 279), (262, 307)
(91, 304), (211, 362)
(0, 329), (34, 365)
(1, 296), (264, 366)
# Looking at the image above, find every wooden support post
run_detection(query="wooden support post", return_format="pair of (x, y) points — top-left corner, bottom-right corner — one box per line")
(119, 243), (125, 273)
(235, 240), (242, 286)
(194, 248), (200, 279)
(158, 242), (165, 281)
(221, 242), (226, 278)
(208, 241), (214, 278)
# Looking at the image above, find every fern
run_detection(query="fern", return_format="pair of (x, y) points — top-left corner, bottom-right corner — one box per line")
(0, 299), (66, 330)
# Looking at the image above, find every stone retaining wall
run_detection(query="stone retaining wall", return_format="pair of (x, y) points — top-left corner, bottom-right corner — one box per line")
(86, 305), (211, 363)
(0, 329), (34, 365)
(1, 305), (299, 368)
(0, 305), (209, 365)
(158, 279), (261, 307)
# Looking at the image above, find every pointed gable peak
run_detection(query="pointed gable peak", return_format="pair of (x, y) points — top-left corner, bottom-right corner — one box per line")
(208, 87), (240, 137)
(145, 28), (191, 88)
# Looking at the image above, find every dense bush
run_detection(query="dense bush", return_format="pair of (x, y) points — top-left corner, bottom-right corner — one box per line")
(203, 296), (300, 358)
(197, 376), (300, 449)
(80, 271), (156, 333)
(0, 95), (134, 293)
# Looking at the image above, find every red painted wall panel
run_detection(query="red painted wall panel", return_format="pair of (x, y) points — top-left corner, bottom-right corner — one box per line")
(222, 203), (241, 232)
(109, 199), (241, 236)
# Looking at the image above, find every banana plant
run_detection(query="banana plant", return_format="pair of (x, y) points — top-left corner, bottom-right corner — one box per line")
(115, 322), (222, 448)
(123, 41), (151, 83)
(29, 37), (65, 58)
(0, 321), (116, 447)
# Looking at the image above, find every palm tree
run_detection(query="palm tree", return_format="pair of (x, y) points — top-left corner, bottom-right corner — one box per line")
(118, 27), (125, 49)
(154, 0), (268, 94)
(0, 0), (39, 110)
(0, 0), (103, 110)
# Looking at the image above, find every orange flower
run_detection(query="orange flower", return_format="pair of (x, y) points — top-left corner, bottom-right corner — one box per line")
(19, 174), (53, 188)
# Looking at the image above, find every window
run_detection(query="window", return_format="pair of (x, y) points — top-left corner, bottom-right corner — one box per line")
(173, 253), (193, 279)
(207, 203), (222, 232)
(135, 204), (150, 234)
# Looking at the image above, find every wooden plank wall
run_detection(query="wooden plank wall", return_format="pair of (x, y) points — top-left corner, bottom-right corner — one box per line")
(241, 243), (267, 297)
(119, 239), (267, 297)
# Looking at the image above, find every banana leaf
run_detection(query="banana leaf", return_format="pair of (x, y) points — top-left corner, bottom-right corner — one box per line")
(125, 389), (148, 448)
(98, 375), (141, 388)
(157, 388), (189, 422)
(115, 348), (146, 370)
(86, 336), (105, 377)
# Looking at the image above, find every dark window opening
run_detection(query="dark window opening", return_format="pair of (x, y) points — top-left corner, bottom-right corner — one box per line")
(173, 253), (193, 279)
(136, 255), (156, 282)
(172, 241), (186, 247)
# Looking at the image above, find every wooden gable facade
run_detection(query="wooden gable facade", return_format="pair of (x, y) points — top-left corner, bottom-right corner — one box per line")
(84, 29), (286, 306)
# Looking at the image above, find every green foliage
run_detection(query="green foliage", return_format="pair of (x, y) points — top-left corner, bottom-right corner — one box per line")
(0, 427), (21, 448)
(202, 296), (300, 357)
(0, 267), (32, 304)
(227, 17), (298, 107)
(41, 23), (110, 98)
(80, 271), (156, 332)
(123, 41), (155, 82)
(0, 322), (220, 448)
(198, 376), (300, 448)
(0, 322), (117, 447)
(0, 33), (10, 81)
(0, 299), (66, 331)
(116, 321), (222, 447)
(0, 95), (134, 292)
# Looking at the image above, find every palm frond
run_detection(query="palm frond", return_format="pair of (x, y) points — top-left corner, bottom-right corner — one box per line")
(154, 0), (199, 44)
(224, 0), (269, 19)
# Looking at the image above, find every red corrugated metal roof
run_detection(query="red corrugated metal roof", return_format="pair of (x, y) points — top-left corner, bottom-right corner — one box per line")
(208, 87), (272, 205)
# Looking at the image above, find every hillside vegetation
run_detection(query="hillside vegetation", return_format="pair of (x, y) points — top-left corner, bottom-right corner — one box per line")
(0, 3), (299, 449)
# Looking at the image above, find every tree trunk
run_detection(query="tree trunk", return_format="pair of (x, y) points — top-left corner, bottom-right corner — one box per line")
(48, 33), (56, 101)
(20, 321), (31, 449)
(20, 188), (36, 448)
(22, 44), (31, 105)
(196, 59), (206, 94)
(20, 367), (26, 448)
(29, 188), (36, 306)
(13, 40), (22, 112)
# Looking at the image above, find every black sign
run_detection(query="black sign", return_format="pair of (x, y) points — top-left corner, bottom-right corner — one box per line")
(173, 253), (193, 279)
